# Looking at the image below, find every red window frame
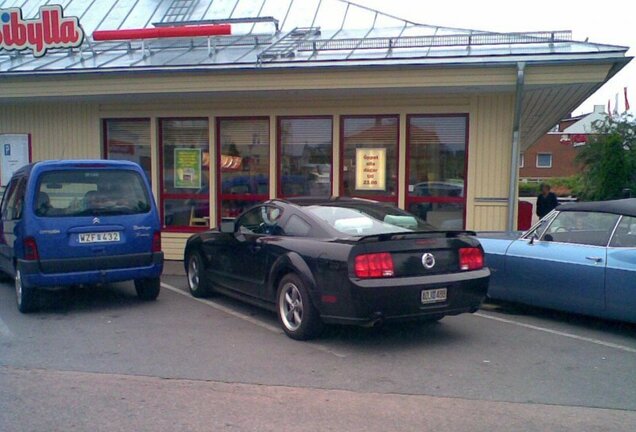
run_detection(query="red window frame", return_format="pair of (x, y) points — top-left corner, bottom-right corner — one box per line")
(405, 114), (469, 229)
(277, 115), (334, 199)
(339, 114), (400, 204)
(158, 117), (210, 233)
(216, 116), (270, 225)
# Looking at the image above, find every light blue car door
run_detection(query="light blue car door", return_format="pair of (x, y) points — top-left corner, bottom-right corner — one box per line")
(505, 211), (618, 315)
(606, 216), (636, 322)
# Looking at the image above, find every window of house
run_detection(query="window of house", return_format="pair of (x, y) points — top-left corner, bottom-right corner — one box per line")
(160, 118), (210, 231)
(537, 153), (553, 168)
(218, 118), (270, 220)
(279, 117), (333, 198)
(104, 119), (152, 183)
(341, 115), (398, 202)
(519, 152), (525, 168)
(406, 115), (468, 230)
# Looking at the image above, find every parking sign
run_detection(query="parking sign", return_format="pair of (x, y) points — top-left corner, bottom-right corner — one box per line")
(0, 134), (30, 186)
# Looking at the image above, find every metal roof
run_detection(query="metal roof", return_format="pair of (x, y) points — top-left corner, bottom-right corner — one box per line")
(0, 0), (629, 75)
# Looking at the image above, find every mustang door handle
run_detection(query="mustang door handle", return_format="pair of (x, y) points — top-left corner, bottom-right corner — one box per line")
(585, 256), (603, 263)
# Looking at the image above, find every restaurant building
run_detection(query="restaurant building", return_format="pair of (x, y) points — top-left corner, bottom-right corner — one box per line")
(0, 0), (631, 259)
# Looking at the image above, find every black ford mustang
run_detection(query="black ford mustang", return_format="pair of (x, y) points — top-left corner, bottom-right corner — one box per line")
(184, 198), (490, 340)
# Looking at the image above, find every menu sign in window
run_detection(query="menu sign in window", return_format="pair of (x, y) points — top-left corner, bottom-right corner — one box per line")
(355, 148), (386, 191)
(174, 148), (202, 189)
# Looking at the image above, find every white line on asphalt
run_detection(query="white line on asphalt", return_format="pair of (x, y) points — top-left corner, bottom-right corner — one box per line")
(0, 314), (13, 339)
(160, 282), (348, 358)
(474, 312), (636, 354)
(161, 282), (283, 334)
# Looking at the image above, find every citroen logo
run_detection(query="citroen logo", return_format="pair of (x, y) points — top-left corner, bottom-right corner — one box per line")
(92, 217), (101, 225)
(422, 253), (436, 270)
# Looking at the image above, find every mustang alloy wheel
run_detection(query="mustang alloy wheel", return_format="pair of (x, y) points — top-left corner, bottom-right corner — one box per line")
(280, 282), (304, 332)
(187, 251), (211, 298)
(276, 274), (323, 340)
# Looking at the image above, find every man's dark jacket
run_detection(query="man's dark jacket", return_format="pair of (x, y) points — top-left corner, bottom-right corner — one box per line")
(536, 192), (558, 218)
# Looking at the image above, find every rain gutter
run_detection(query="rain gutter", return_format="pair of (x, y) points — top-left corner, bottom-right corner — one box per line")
(507, 62), (525, 231)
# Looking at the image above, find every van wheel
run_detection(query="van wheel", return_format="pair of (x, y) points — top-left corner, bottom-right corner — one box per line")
(134, 278), (160, 301)
(16, 270), (37, 313)
(277, 274), (324, 341)
(186, 251), (212, 298)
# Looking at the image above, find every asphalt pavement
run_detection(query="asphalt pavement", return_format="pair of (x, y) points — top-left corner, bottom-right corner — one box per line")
(1, 263), (636, 431)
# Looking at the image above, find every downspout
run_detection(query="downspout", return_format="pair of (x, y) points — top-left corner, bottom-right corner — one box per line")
(507, 62), (526, 231)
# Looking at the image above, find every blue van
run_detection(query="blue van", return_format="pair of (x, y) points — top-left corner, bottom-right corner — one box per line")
(0, 160), (164, 312)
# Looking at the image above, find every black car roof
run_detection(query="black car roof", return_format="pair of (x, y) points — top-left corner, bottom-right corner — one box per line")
(558, 198), (636, 218)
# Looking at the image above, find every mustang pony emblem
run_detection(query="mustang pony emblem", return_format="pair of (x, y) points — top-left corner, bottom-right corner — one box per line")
(421, 253), (436, 269)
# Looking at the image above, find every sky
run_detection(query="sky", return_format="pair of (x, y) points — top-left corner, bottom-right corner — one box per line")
(359, 0), (636, 116)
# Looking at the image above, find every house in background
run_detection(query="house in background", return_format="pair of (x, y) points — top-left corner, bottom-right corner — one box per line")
(520, 105), (607, 183)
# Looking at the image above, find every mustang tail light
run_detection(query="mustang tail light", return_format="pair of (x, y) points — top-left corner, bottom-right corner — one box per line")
(459, 247), (484, 271)
(24, 237), (39, 261)
(152, 231), (162, 253)
(355, 253), (394, 278)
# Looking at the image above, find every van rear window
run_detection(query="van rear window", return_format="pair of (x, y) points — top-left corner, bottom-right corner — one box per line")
(35, 169), (151, 217)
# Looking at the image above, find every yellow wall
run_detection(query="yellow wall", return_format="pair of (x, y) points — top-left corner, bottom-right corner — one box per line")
(467, 93), (516, 230)
(0, 102), (100, 160)
(1, 91), (516, 259)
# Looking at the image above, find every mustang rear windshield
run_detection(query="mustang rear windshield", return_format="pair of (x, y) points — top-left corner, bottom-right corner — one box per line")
(35, 169), (151, 217)
(307, 205), (434, 236)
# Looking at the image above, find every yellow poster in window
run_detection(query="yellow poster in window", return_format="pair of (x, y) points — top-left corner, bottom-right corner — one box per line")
(174, 148), (202, 189)
(355, 148), (386, 191)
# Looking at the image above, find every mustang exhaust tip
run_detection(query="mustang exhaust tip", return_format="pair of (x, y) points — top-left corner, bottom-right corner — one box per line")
(364, 313), (385, 328)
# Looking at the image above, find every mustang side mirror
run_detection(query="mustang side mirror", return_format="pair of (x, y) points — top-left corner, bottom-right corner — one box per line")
(529, 232), (539, 245)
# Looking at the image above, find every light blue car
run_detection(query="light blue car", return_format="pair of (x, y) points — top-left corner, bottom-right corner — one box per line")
(479, 199), (636, 323)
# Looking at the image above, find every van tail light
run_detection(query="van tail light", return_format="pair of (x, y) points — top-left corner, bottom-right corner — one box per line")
(24, 237), (39, 261)
(152, 231), (162, 253)
(355, 253), (394, 278)
(459, 247), (484, 271)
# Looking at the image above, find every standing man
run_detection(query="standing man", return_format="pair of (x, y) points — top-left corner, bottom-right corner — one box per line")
(536, 183), (558, 218)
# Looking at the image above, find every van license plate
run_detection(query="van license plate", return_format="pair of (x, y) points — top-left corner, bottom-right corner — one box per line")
(421, 288), (447, 304)
(78, 232), (121, 243)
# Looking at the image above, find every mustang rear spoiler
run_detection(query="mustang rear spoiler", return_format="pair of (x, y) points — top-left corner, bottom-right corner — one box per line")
(357, 230), (477, 243)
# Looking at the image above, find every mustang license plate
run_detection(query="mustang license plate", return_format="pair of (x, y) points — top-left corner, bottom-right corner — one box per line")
(421, 288), (447, 304)
(78, 232), (121, 243)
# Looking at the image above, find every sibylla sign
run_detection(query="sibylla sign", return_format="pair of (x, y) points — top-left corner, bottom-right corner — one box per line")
(0, 5), (84, 57)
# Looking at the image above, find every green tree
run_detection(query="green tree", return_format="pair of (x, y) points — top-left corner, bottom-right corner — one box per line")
(576, 114), (636, 200)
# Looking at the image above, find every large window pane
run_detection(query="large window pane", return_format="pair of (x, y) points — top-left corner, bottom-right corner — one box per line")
(105, 119), (151, 183)
(279, 117), (333, 197)
(218, 118), (269, 219)
(407, 115), (467, 229)
(160, 119), (209, 229)
(341, 116), (398, 201)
